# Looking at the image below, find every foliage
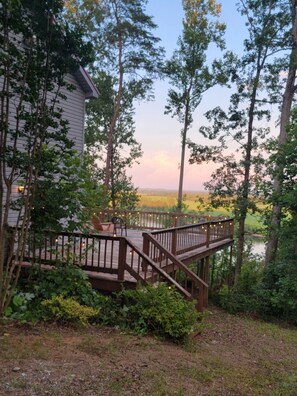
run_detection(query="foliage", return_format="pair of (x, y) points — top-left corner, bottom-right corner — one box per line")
(30, 153), (105, 233)
(260, 259), (297, 325)
(164, 0), (230, 212)
(21, 264), (106, 310)
(4, 291), (35, 320)
(41, 295), (99, 327)
(0, 0), (93, 316)
(84, 73), (142, 209)
(100, 284), (200, 342)
(66, 0), (164, 190)
(257, 111), (297, 324)
(8, 269), (200, 340)
(194, 0), (291, 280)
(264, 0), (297, 264)
(217, 260), (263, 314)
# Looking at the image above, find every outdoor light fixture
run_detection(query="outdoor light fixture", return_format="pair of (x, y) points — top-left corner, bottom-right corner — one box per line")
(17, 185), (25, 193)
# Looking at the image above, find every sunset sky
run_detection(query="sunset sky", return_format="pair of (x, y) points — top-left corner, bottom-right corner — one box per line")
(128, 0), (248, 191)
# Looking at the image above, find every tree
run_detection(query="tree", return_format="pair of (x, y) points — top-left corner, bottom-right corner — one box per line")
(190, 0), (290, 280)
(98, 0), (164, 191)
(164, 0), (229, 213)
(84, 72), (142, 209)
(0, 0), (93, 316)
(260, 110), (297, 323)
(65, 0), (164, 197)
(265, 0), (297, 265)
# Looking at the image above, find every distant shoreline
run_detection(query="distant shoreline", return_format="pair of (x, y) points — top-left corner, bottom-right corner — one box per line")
(138, 188), (205, 194)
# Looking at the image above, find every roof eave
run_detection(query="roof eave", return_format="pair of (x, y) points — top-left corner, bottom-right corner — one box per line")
(74, 66), (99, 99)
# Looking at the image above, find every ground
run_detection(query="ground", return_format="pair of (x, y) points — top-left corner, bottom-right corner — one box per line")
(1, 306), (297, 396)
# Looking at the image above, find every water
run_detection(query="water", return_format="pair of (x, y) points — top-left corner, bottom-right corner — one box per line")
(250, 238), (265, 256)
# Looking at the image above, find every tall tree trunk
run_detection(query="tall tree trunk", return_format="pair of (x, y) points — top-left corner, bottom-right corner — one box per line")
(104, 3), (123, 193)
(177, 126), (187, 214)
(177, 91), (191, 214)
(235, 55), (264, 282)
(265, 1), (297, 265)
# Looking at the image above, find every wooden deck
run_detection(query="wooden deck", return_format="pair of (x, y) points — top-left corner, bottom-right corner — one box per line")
(19, 216), (234, 311)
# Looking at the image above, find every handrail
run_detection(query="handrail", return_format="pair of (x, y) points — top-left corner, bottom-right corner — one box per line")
(21, 229), (194, 304)
(142, 232), (208, 311)
(18, 216), (234, 312)
(122, 239), (193, 300)
(96, 208), (228, 230)
(149, 218), (234, 256)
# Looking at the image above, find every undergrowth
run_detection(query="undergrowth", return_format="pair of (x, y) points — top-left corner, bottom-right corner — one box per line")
(4, 264), (201, 341)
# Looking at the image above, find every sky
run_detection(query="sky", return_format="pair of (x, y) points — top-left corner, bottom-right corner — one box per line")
(127, 0), (248, 191)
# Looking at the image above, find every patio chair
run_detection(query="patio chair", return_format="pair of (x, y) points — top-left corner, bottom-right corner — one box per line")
(111, 216), (127, 236)
(91, 215), (113, 233)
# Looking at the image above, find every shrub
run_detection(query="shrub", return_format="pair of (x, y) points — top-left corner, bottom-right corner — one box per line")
(4, 291), (35, 320)
(22, 263), (106, 309)
(41, 295), (99, 327)
(217, 260), (263, 314)
(100, 284), (199, 342)
(259, 260), (297, 324)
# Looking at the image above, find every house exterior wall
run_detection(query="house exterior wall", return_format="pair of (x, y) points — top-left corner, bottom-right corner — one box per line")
(1, 72), (89, 226)
(64, 74), (86, 156)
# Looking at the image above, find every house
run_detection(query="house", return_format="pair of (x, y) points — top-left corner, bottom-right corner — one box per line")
(0, 1), (101, 230)
(0, 65), (99, 227)
(57, 66), (99, 156)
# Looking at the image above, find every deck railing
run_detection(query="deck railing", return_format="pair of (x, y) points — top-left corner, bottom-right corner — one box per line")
(122, 239), (193, 302)
(144, 218), (234, 257)
(23, 231), (121, 275)
(96, 208), (225, 230)
(142, 233), (208, 311)
(18, 217), (234, 311)
(21, 229), (196, 305)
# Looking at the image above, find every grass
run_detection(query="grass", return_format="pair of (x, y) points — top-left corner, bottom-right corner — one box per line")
(1, 307), (297, 395)
(137, 189), (266, 233)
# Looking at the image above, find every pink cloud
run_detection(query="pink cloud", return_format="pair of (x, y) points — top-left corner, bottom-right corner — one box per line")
(128, 151), (217, 190)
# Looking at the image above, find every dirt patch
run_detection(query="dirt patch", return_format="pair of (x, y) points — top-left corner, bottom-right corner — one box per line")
(1, 306), (297, 396)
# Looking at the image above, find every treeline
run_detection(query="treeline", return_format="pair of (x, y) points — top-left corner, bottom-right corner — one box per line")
(1, 0), (297, 322)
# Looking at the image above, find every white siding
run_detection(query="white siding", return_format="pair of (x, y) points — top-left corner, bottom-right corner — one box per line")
(63, 74), (86, 155)
(1, 73), (87, 226)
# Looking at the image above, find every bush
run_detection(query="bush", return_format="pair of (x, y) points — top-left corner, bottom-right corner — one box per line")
(217, 260), (263, 314)
(100, 284), (199, 342)
(22, 263), (106, 309)
(41, 295), (99, 327)
(259, 260), (297, 324)
(4, 291), (35, 320)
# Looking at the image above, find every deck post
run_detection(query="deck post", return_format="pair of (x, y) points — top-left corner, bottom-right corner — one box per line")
(142, 233), (150, 271)
(173, 215), (178, 228)
(197, 285), (204, 312)
(206, 223), (210, 247)
(171, 229), (177, 255)
(142, 233), (150, 256)
(118, 238), (127, 281)
(204, 256), (209, 307)
(228, 244), (234, 287)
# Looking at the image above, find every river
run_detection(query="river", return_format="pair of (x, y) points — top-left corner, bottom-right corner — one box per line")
(249, 237), (265, 256)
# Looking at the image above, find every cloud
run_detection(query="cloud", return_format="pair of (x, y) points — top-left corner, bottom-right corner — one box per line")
(128, 150), (217, 190)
